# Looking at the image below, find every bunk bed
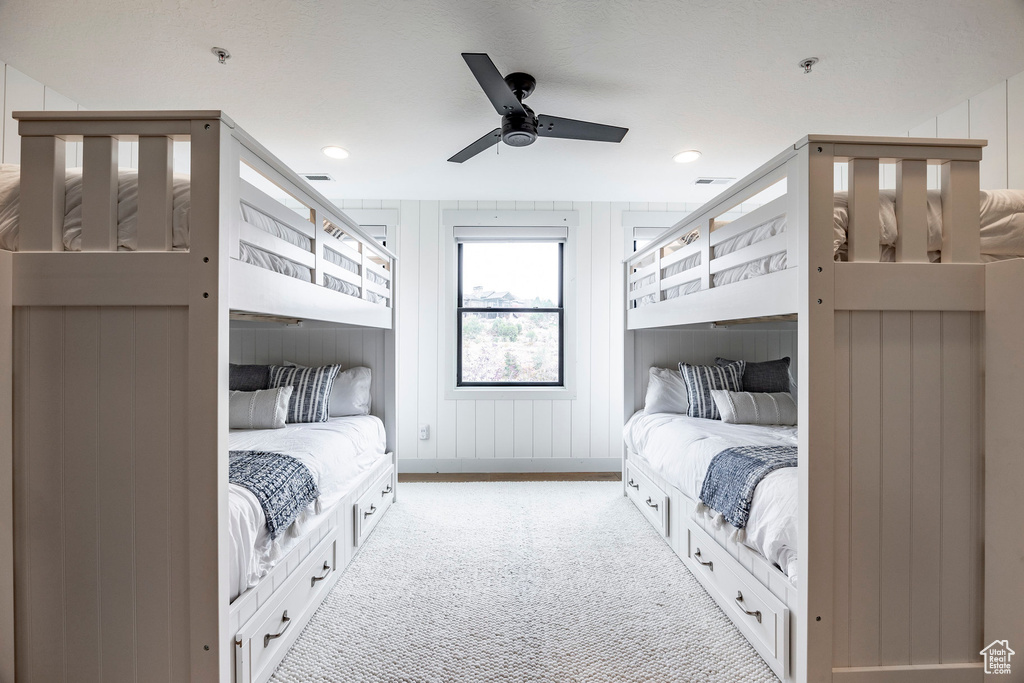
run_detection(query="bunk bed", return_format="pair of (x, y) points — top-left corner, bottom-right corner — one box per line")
(622, 135), (1024, 683)
(0, 111), (399, 683)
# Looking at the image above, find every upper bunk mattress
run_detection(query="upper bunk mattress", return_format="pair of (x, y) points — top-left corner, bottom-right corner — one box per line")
(623, 411), (799, 584)
(228, 414), (387, 601)
(633, 189), (1024, 303)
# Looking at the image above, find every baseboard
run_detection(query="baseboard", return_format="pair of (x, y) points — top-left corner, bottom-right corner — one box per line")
(832, 662), (983, 683)
(397, 457), (622, 474)
(399, 472), (621, 482)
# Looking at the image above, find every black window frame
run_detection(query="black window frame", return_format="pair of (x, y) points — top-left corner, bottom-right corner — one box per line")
(456, 241), (565, 387)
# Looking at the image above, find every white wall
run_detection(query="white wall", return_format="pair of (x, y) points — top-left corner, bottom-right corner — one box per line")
(369, 199), (626, 472)
(906, 69), (1024, 190)
(1, 60), (81, 166)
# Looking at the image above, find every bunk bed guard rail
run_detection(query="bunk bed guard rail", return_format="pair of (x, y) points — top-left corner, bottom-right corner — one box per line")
(13, 110), (396, 322)
(625, 135), (985, 328)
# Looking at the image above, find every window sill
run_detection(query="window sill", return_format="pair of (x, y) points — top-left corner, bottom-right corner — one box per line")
(445, 386), (576, 401)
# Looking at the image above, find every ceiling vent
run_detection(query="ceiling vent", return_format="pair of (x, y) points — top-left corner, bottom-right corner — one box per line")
(693, 177), (735, 186)
(301, 172), (335, 182)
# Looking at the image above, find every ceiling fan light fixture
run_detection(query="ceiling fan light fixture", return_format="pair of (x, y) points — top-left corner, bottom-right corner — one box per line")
(673, 150), (702, 164)
(322, 146), (350, 160)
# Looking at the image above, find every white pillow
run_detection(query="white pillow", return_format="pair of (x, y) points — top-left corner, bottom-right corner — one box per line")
(284, 362), (372, 417)
(643, 367), (689, 414)
(229, 386), (293, 429)
(710, 390), (797, 426)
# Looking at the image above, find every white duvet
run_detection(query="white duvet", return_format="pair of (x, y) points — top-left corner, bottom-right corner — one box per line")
(229, 415), (387, 601)
(623, 411), (799, 583)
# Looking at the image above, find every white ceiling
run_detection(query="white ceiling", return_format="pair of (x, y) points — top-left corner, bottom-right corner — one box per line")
(2, 0), (1023, 202)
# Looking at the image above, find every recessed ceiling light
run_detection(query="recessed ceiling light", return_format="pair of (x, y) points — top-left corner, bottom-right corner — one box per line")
(673, 150), (701, 164)
(322, 146), (350, 160)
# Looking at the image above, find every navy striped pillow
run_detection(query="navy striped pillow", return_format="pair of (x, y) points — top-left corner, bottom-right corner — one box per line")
(678, 361), (745, 420)
(268, 364), (342, 423)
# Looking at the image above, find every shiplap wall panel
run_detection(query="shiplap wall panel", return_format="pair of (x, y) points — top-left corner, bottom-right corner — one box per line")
(969, 81), (1008, 190)
(388, 199), (629, 469)
(571, 202), (593, 460)
(417, 201), (439, 459)
(14, 306), (190, 683)
(229, 324), (390, 426)
(1008, 71), (1024, 190)
(397, 200), (420, 459)
(831, 310), (983, 669)
(3, 65), (43, 165)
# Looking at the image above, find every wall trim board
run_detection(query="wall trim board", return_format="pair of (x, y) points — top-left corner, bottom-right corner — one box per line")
(397, 457), (622, 474)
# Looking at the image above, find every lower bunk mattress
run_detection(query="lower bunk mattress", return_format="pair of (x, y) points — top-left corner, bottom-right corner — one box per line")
(228, 415), (387, 601)
(623, 411), (799, 583)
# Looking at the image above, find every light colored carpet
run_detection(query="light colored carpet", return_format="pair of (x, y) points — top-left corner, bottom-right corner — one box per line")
(270, 482), (779, 683)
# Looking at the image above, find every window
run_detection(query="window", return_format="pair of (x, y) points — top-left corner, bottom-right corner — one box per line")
(457, 239), (564, 387)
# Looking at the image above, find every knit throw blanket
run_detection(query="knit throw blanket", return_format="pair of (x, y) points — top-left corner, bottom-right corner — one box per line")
(696, 445), (797, 543)
(229, 450), (320, 540)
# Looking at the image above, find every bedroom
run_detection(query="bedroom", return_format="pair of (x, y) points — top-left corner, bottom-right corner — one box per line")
(1, 0), (1023, 681)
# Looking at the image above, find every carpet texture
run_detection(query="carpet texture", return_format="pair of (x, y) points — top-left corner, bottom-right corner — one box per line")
(270, 482), (778, 683)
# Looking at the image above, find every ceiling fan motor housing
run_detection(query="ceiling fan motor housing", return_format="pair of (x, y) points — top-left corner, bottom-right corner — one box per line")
(502, 108), (539, 147)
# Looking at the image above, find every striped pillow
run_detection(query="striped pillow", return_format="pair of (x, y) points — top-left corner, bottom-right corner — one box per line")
(268, 364), (342, 423)
(678, 360), (745, 420)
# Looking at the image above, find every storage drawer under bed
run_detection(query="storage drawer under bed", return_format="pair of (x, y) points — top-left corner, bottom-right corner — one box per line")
(354, 463), (395, 546)
(684, 521), (789, 679)
(235, 536), (337, 683)
(624, 461), (669, 537)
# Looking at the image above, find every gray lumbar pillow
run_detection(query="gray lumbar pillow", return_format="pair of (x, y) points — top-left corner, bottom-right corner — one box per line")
(229, 386), (293, 429)
(643, 367), (690, 414)
(328, 366), (372, 416)
(283, 362), (372, 417)
(710, 390), (797, 426)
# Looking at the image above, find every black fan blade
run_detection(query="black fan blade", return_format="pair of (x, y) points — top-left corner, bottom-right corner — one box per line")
(462, 53), (527, 117)
(448, 128), (502, 163)
(537, 115), (628, 143)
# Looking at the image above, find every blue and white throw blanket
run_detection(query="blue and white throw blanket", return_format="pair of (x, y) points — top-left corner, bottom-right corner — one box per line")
(229, 450), (320, 540)
(696, 445), (797, 543)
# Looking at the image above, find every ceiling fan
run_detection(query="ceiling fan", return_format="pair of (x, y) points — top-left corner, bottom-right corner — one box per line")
(448, 53), (629, 163)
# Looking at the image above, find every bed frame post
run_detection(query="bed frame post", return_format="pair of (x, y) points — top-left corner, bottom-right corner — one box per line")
(18, 135), (65, 251)
(0, 249), (12, 683)
(984, 259), (1024, 658)
(186, 115), (234, 682)
(796, 140), (837, 683)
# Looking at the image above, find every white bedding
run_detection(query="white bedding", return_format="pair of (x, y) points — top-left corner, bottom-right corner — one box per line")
(228, 415), (387, 601)
(623, 411), (799, 583)
(632, 189), (1024, 305)
(0, 164), (389, 303)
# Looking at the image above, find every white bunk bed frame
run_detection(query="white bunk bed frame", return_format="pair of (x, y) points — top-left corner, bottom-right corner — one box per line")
(0, 111), (399, 683)
(622, 135), (1024, 683)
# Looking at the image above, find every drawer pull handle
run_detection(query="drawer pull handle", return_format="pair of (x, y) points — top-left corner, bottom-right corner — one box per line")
(311, 561), (331, 587)
(735, 592), (762, 623)
(263, 610), (291, 647)
(694, 549), (713, 571)
(381, 484), (393, 497)
(363, 504), (377, 519)
(645, 497), (659, 510)
(627, 479), (639, 490)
